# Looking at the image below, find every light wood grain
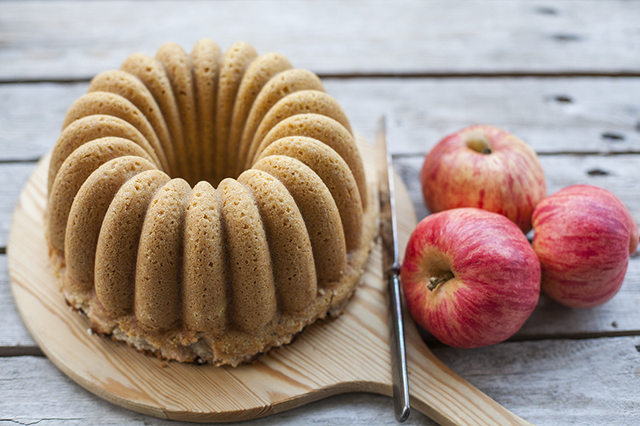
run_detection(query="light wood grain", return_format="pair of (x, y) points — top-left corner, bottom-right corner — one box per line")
(8, 138), (533, 425)
(2, 0), (639, 81)
(2, 78), (640, 162)
(0, 355), (437, 426)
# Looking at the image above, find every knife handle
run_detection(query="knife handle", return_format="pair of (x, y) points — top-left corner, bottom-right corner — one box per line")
(387, 268), (411, 422)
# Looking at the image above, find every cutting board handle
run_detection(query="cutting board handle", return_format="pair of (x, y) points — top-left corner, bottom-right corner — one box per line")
(403, 320), (534, 425)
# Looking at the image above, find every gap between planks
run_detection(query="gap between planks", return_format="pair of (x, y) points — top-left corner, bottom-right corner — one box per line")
(393, 151), (640, 159)
(5, 331), (640, 358)
(0, 346), (43, 357)
(3, 71), (640, 86)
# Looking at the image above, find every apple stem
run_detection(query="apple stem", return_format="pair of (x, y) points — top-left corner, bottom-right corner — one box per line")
(427, 271), (454, 291)
(465, 133), (493, 155)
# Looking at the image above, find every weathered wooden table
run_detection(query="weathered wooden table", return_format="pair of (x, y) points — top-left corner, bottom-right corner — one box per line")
(2, 1), (640, 424)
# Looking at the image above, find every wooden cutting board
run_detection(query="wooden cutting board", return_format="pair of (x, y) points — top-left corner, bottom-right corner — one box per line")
(8, 136), (534, 425)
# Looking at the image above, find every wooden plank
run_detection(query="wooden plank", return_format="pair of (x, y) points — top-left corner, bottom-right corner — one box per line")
(2, 336), (640, 425)
(1, 1), (639, 81)
(0, 83), (87, 161)
(0, 163), (35, 249)
(2, 78), (640, 162)
(2, 153), (640, 348)
(432, 336), (640, 425)
(0, 255), (39, 350)
(328, 77), (640, 156)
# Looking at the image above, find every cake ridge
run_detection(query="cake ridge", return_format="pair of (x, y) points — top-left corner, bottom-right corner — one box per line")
(227, 52), (293, 171)
(245, 89), (352, 173)
(236, 69), (325, 176)
(47, 137), (156, 269)
(47, 114), (161, 196)
(64, 156), (157, 296)
(252, 155), (347, 287)
(258, 136), (363, 251)
(95, 169), (172, 318)
(88, 70), (173, 174)
(191, 39), (222, 185)
(182, 180), (228, 335)
(253, 113), (367, 207)
(62, 91), (167, 174)
(215, 41), (258, 183)
(156, 43), (200, 185)
(121, 53), (182, 177)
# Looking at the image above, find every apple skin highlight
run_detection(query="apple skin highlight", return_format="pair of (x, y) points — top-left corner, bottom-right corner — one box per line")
(401, 208), (540, 348)
(532, 185), (639, 308)
(420, 125), (546, 234)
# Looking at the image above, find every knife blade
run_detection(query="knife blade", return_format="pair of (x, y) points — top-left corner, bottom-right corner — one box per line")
(376, 116), (411, 422)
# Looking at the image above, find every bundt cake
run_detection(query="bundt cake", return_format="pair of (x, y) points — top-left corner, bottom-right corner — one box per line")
(45, 38), (376, 366)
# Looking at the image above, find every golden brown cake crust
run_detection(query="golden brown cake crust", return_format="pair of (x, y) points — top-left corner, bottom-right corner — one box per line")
(47, 138), (156, 263)
(236, 69), (325, 176)
(121, 53), (181, 175)
(246, 90), (352, 168)
(47, 114), (161, 196)
(63, 156), (156, 296)
(238, 169), (317, 313)
(191, 39), (222, 184)
(253, 155), (347, 286)
(47, 39), (377, 367)
(95, 170), (171, 318)
(218, 178), (277, 333)
(134, 178), (191, 331)
(62, 92), (164, 172)
(253, 113), (366, 207)
(227, 52), (293, 170)
(97, 172), (377, 366)
(88, 70), (172, 173)
(182, 181), (228, 335)
(258, 136), (363, 251)
(156, 43), (199, 185)
(215, 42), (258, 181)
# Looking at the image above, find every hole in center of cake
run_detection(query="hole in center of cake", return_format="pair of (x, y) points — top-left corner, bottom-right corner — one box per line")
(178, 142), (253, 188)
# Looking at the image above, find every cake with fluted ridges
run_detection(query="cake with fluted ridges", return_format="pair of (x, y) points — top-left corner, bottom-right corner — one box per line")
(45, 38), (376, 366)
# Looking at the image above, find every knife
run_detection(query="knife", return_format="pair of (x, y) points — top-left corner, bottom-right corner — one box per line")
(376, 116), (411, 422)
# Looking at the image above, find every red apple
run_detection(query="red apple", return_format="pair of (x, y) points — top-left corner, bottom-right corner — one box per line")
(532, 185), (639, 308)
(421, 125), (546, 234)
(401, 208), (540, 348)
